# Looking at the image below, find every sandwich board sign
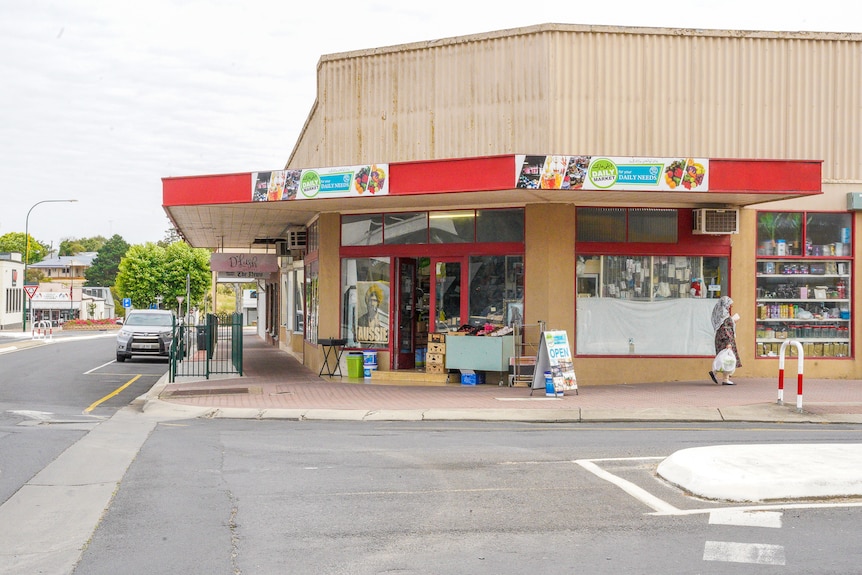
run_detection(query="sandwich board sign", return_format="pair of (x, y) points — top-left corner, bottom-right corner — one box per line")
(531, 330), (578, 395)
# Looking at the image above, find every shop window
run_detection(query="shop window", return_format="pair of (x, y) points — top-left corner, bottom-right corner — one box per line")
(342, 214), (383, 246)
(628, 209), (677, 243)
(577, 208), (625, 242)
(341, 257), (391, 349)
(304, 260), (319, 344)
(577, 208), (677, 242)
(756, 212), (802, 255)
(342, 209), (525, 246)
(806, 213), (853, 255)
(293, 269), (304, 333)
(576, 255), (728, 355)
(307, 220), (320, 253)
(283, 268), (304, 333)
(430, 210), (475, 243)
(755, 211), (852, 359)
(467, 255), (524, 328)
(476, 209), (524, 243)
(384, 212), (428, 244)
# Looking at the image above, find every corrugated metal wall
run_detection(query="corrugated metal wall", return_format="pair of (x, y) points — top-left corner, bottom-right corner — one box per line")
(287, 24), (861, 182)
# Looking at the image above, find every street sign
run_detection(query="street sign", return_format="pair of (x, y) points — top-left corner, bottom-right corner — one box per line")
(24, 285), (38, 299)
(123, 298), (132, 308)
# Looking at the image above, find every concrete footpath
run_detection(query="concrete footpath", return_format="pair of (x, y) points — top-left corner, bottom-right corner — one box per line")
(139, 331), (862, 425)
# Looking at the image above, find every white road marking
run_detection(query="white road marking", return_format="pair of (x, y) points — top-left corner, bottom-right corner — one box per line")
(8, 410), (54, 421)
(709, 509), (782, 528)
(703, 541), (786, 565)
(84, 359), (117, 374)
(576, 456), (862, 516)
(574, 458), (680, 514)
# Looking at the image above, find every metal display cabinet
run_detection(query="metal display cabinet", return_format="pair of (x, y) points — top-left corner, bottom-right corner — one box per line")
(755, 259), (851, 358)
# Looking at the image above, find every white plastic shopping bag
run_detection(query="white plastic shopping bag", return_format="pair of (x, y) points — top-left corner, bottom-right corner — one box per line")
(713, 348), (737, 374)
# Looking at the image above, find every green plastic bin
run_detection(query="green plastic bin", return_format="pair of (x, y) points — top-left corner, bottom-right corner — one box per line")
(346, 352), (364, 379)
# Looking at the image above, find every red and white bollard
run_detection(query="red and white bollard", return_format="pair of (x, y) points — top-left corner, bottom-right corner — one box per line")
(32, 320), (53, 341)
(777, 339), (804, 412)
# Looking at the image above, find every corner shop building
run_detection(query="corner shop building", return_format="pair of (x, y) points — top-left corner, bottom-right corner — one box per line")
(163, 24), (861, 385)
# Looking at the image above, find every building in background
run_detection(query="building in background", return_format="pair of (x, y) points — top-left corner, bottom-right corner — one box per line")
(0, 252), (25, 331)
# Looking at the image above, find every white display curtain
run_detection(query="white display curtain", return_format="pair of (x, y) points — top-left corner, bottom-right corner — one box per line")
(576, 298), (715, 355)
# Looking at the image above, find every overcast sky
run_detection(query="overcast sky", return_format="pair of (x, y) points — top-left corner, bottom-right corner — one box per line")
(1, 0), (859, 250)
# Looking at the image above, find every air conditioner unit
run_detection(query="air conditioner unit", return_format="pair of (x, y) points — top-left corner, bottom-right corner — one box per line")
(692, 209), (739, 235)
(287, 229), (307, 249)
(278, 230), (307, 255)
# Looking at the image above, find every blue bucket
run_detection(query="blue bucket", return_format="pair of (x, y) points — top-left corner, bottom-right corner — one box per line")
(362, 350), (378, 367)
(544, 371), (555, 397)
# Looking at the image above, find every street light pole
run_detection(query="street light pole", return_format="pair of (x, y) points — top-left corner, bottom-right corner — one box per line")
(23, 199), (78, 331)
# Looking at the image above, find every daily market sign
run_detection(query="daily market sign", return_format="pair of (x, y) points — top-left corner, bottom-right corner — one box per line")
(211, 253), (278, 280)
(515, 155), (709, 192)
(251, 163), (389, 201)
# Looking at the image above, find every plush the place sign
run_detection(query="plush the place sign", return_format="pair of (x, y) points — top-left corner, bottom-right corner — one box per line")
(210, 253), (279, 273)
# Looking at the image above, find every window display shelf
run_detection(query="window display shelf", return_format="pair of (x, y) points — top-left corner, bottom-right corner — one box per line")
(757, 273), (849, 278)
(756, 256), (851, 358)
(757, 298), (850, 304)
(755, 317), (850, 322)
(759, 338), (850, 343)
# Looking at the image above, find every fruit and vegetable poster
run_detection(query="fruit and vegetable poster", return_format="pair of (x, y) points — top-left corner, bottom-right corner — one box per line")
(531, 330), (578, 394)
(252, 164), (388, 201)
(516, 155), (708, 192)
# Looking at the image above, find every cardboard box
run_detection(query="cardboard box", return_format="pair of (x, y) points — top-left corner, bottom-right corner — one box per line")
(428, 333), (445, 343)
(428, 342), (446, 354)
(425, 363), (446, 374)
(426, 352), (445, 365)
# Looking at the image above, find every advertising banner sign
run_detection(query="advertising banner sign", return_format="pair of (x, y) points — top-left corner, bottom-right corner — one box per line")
(251, 164), (388, 201)
(516, 155), (709, 192)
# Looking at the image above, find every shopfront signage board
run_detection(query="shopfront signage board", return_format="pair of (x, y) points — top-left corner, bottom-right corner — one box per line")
(515, 155), (709, 192)
(531, 330), (578, 394)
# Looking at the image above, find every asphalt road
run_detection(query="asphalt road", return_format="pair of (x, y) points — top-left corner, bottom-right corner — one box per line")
(1, 335), (861, 574)
(71, 419), (862, 575)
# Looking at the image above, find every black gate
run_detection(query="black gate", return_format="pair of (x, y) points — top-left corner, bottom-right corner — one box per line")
(170, 312), (243, 382)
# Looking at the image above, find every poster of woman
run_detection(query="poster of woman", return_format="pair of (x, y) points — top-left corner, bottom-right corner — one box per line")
(506, 302), (523, 327)
(355, 281), (390, 345)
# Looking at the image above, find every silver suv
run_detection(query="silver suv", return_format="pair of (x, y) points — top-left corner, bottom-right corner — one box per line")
(116, 309), (176, 362)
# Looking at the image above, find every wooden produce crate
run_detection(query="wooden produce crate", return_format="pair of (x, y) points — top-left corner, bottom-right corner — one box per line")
(428, 342), (446, 354)
(425, 363), (446, 374)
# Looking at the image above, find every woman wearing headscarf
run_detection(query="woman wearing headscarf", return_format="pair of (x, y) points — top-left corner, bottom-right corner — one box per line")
(709, 296), (741, 385)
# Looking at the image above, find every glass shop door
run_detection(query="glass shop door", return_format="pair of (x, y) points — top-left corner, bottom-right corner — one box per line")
(430, 258), (466, 333)
(393, 258), (417, 370)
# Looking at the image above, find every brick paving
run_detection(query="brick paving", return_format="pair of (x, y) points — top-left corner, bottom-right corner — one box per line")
(157, 332), (862, 419)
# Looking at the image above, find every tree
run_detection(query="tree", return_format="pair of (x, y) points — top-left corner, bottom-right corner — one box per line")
(0, 232), (50, 264)
(59, 235), (107, 256)
(115, 242), (212, 312)
(84, 234), (130, 287)
(159, 227), (182, 247)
